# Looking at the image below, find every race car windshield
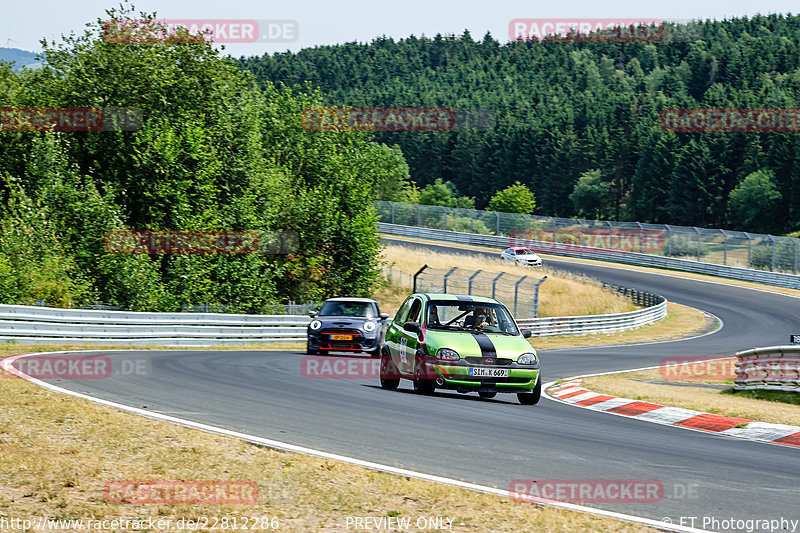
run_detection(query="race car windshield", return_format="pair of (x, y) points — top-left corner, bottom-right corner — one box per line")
(318, 301), (376, 318)
(426, 302), (519, 335)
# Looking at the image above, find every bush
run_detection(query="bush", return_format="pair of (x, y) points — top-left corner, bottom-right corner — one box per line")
(748, 242), (797, 272)
(663, 235), (709, 258)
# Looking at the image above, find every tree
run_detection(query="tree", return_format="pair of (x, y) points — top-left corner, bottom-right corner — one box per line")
(728, 169), (782, 234)
(569, 170), (613, 219)
(487, 181), (536, 213)
(418, 178), (475, 208)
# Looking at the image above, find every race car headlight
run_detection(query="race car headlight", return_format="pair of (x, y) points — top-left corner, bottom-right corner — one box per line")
(435, 348), (460, 361)
(518, 353), (538, 365)
(310, 320), (322, 330)
(363, 321), (376, 332)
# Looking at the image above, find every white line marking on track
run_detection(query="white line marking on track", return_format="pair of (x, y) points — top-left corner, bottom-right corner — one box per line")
(3, 349), (710, 533)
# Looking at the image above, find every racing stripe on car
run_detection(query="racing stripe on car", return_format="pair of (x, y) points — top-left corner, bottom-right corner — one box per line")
(472, 332), (497, 358)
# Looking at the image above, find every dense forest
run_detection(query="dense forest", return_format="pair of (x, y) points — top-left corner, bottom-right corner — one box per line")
(239, 15), (800, 235)
(0, 8), (411, 310)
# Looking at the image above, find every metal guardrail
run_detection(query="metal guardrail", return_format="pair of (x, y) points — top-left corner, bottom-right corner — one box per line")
(734, 346), (800, 392)
(379, 223), (800, 290)
(0, 304), (310, 346)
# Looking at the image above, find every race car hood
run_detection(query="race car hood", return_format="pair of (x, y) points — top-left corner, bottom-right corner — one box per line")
(423, 329), (535, 359)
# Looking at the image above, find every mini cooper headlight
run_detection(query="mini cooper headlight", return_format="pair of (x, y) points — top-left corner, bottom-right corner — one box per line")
(363, 321), (376, 332)
(435, 348), (460, 361)
(310, 320), (322, 330)
(518, 353), (538, 365)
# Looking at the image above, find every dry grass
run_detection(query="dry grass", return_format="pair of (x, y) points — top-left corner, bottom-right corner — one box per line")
(582, 365), (800, 427)
(531, 302), (711, 350)
(379, 244), (637, 317)
(0, 345), (658, 532)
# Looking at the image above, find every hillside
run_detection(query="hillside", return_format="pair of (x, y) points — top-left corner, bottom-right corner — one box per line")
(239, 16), (800, 234)
(0, 47), (39, 70)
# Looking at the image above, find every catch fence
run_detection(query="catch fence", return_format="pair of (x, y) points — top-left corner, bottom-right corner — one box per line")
(376, 201), (800, 275)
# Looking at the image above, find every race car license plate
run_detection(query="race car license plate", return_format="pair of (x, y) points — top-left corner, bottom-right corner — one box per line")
(330, 334), (353, 341)
(469, 367), (509, 378)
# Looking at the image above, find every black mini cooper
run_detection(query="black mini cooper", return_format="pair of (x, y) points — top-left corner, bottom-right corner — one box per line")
(306, 297), (389, 356)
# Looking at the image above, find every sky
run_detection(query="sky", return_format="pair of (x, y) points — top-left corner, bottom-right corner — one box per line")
(3, 0), (799, 58)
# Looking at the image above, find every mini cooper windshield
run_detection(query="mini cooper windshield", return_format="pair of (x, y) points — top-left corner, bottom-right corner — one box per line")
(318, 301), (377, 318)
(426, 302), (519, 335)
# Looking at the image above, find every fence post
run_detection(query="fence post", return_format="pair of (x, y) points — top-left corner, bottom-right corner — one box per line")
(470, 210), (476, 233)
(533, 276), (548, 318)
(607, 221), (614, 250)
(579, 219), (584, 247)
(495, 211), (500, 235)
(636, 222), (643, 254)
(413, 265), (429, 293)
(745, 232), (752, 267)
(666, 225), (672, 257)
(442, 206), (448, 231)
(769, 235), (776, 272)
(391, 202), (395, 225)
(468, 270), (482, 295)
(514, 276), (529, 317)
(795, 239), (799, 275)
(695, 227), (701, 262)
(721, 229), (727, 265)
(491, 272), (505, 299)
(417, 203), (421, 227)
(443, 267), (458, 293)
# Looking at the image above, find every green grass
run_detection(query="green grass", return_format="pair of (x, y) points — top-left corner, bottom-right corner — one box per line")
(721, 388), (800, 406)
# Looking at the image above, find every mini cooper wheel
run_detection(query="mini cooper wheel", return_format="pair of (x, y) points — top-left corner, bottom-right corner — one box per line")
(478, 391), (497, 399)
(379, 352), (400, 390)
(306, 344), (318, 355)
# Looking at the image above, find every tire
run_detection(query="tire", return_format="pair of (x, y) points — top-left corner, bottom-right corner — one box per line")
(368, 347), (381, 358)
(412, 355), (435, 395)
(306, 343), (318, 355)
(478, 391), (497, 399)
(517, 376), (541, 405)
(379, 353), (400, 390)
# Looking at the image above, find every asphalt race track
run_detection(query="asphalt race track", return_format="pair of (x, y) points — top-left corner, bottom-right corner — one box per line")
(18, 242), (800, 531)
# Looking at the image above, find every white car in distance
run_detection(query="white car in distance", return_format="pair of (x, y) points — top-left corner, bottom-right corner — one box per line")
(500, 247), (543, 267)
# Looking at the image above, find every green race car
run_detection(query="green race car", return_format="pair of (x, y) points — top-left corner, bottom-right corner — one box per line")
(380, 293), (541, 405)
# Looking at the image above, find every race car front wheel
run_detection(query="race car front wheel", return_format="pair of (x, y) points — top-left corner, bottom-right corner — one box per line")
(380, 352), (400, 390)
(517, 376), (542, 405)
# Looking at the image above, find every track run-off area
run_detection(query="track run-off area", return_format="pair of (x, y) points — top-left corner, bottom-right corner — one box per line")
(7, 241), (800, 532)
